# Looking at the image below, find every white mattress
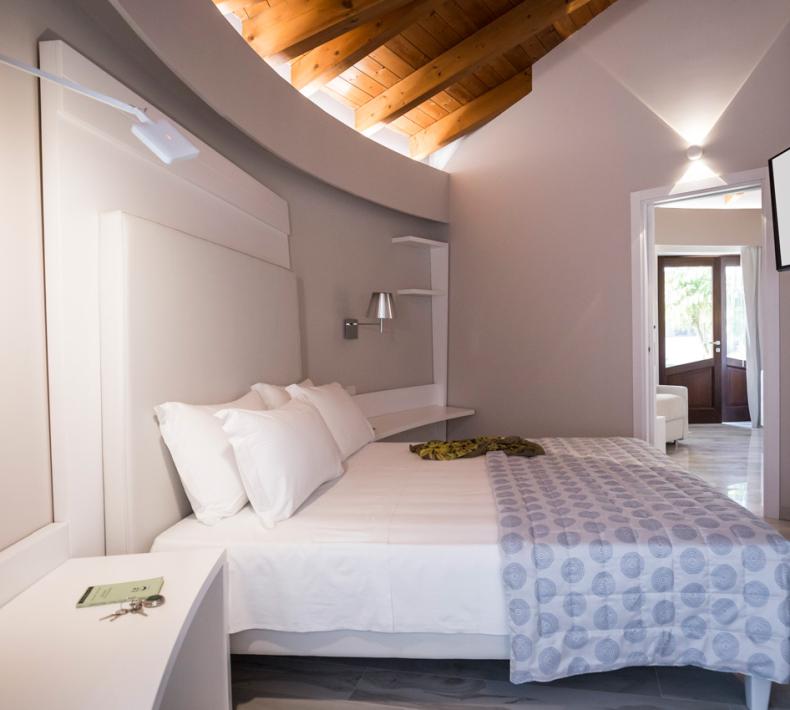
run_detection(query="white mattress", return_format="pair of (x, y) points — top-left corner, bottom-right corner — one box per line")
(151, 443), (507, 635)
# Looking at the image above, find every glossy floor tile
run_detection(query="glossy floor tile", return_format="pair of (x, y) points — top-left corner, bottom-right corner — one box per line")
(664, 423), (790, 538)
(664, 424), (763, 513)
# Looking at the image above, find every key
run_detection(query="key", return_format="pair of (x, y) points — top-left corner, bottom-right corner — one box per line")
(127, 598), (147, 617)
(99, 608), (128, 622)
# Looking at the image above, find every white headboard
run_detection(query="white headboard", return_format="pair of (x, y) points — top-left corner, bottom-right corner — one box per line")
(40, 40), (299, 557)
(99, 212), (302, 553)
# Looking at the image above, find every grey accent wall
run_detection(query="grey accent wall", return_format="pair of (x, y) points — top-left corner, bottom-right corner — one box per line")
(444, 2), (790, 514)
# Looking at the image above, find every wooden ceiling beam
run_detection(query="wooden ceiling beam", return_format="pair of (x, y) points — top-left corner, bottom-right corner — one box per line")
(243, 0), (413, 65)
(409, 68), (531, 159)
(355, 0), (592, 132)
(291, 0), (444, 95)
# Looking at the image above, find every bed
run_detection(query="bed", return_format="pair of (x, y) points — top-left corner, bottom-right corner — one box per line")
(152, 441), (506, 644)
(151, 434), (790, 710)
(98, 213), (787, 710)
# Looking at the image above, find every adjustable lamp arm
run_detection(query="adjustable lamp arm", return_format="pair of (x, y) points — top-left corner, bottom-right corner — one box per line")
(0, 51), (199, 164)
(0, 52), (152, 124)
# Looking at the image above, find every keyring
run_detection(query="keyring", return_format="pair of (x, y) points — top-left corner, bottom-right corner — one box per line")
(143, 594), (165, 608)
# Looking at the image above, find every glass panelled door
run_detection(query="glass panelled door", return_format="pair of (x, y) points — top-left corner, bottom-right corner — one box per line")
(722, 256), (750, 422)
(659, 257), (722, 423)
(658, 255), (750, 425)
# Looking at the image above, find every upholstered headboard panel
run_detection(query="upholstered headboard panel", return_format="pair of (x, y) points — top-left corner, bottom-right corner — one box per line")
(100, 211), (302, 553)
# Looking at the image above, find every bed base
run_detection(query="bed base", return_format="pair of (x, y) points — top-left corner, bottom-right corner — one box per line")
(230, 629), (510, 659)
(230, 630), (772, 710)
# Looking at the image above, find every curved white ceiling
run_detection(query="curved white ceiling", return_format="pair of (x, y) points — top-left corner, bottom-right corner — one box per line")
(108, 0), (449, 222)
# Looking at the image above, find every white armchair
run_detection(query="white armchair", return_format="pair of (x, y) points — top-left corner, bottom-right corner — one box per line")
(656, 385), (689, 443)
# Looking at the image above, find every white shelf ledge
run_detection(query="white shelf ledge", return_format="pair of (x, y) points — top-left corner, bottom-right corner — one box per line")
(392, 236), (447, 249)
(397, 288), (445, 296)
(369, 405), (475, 440)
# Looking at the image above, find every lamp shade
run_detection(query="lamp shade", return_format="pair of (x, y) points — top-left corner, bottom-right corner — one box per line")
(367, 291), (395, 320)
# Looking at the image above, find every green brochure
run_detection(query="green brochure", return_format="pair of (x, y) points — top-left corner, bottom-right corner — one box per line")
(76, 577), (164, 608)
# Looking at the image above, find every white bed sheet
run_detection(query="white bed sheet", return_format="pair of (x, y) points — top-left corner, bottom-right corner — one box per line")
(151, 442), (507, 635)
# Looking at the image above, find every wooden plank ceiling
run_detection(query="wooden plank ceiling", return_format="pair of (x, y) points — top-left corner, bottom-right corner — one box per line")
(216, 0), (617, 159)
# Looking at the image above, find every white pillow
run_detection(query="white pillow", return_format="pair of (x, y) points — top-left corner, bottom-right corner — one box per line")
(252, 378), (314, 409)
(217, 399), (343, 528)
(285, 382), (373, 460)
(154, 390), (264, 525)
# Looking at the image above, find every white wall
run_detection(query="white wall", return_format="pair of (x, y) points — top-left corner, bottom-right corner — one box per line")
(444, 0), (790, 521)
(0, 4), (53, 551)
(655, 208), (763, 247)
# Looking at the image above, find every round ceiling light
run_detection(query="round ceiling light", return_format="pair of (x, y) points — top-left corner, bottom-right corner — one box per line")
(686, 145), (704, 161)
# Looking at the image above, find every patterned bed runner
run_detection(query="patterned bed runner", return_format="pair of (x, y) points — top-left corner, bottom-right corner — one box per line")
(487, 437), (790, 684)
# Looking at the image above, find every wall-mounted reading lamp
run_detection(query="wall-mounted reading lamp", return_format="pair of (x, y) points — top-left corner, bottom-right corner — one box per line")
(0, 52), (199, 165)
(344, 292), (395, 339)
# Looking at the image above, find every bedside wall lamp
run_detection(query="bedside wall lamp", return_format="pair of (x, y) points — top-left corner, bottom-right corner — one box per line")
(343, 291), (395, 339)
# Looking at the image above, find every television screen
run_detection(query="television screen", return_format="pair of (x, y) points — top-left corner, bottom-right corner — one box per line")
(769, 145), (790, 271)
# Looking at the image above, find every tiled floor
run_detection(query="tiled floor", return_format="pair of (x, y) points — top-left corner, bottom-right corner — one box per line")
(231, 655), (790, 709)
(665, 423), (790, 539)
(232, 424), (790, 709)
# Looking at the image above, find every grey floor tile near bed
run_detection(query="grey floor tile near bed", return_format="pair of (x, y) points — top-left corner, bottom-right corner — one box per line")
(231, 656), (790, 709)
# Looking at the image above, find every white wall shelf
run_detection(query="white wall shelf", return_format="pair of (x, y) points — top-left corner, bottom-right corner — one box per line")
(369, 405), (475, 441)
(392, 236), (448, 249)
(354, 235), (468, 440)
(392, 236), (450, 413)
(397, 288), (445, 296)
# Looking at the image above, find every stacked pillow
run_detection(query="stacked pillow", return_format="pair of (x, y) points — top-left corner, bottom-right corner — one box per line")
(285, 382), (374, 459)
(155, 379), (373, 528)
(154, 390), (263, 525)
(252, 378), (313, 409)
(217, 399), (343, 528)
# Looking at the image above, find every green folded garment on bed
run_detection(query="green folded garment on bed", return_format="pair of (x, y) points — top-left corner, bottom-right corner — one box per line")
(409, 436), (545, 461)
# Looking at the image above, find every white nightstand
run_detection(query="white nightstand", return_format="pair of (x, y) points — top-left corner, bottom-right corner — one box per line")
(0, 548), (229, 710)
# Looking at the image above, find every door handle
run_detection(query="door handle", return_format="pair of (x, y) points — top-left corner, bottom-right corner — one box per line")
(709, 340), (721, 346)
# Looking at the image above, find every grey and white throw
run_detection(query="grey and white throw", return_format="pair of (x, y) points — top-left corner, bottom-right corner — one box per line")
(487, 437), (790, 684)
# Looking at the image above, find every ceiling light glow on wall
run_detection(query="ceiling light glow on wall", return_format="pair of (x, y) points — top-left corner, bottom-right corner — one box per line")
(670, 143), (724, 193)
(0, 52), (199, 165)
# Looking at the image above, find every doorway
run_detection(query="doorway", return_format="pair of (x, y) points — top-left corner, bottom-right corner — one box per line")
(630, 167), (781, 521)
(658, 255), (749, 424)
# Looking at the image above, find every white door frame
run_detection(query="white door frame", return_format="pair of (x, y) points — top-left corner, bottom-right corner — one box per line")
(630, 167), (780, 519)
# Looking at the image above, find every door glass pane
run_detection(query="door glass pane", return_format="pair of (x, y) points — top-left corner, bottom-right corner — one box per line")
(664, 265), (713, 367)
(726, 264), (747, 361)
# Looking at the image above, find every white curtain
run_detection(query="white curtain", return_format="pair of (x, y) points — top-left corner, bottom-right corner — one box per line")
(740, 246), (762, 427)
